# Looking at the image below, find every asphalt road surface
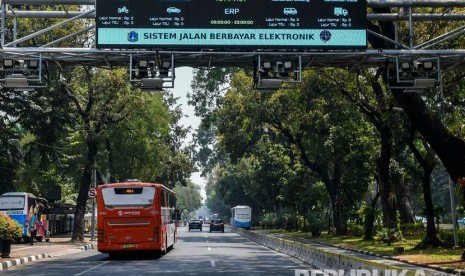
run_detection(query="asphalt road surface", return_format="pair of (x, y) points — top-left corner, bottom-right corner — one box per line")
(2, 225), (313, 276)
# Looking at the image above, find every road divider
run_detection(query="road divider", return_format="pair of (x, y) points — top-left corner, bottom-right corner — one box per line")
(230, 227), (460, 275)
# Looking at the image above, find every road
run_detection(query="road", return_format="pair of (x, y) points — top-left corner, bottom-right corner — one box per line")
(2, 225), (312, 276)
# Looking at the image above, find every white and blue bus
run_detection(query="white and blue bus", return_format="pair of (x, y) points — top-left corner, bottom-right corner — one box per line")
(230, 205), (252, 229)
(0, 192), (49, 242)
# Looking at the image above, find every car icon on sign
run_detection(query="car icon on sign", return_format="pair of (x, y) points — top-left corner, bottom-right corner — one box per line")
(167, 7), (181, 13)
(283, 8), (297, 15)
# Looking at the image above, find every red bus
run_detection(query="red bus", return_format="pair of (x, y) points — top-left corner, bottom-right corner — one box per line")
(97, 181), (179, 257)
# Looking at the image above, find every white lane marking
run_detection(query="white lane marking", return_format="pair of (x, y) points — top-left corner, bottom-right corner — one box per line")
(211, 260), (216, 267)
(74, 261), (110, 276)
(208, 247), (211, 251)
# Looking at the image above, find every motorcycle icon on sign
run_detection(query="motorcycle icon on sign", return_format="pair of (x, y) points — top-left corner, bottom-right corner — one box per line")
(118, 6), (129, 14)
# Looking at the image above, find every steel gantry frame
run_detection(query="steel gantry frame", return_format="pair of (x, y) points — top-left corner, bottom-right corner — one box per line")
(1, 0), (465, 71)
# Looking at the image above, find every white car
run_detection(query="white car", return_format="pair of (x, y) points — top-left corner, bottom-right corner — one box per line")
(167, 7), (181, 13)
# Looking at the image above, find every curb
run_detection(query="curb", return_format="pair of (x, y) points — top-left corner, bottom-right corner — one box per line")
(233, 228), (456, 275)
(0, 243), (95, 271)
(1, 254), (50, 271)
(311, 239), (464, 275)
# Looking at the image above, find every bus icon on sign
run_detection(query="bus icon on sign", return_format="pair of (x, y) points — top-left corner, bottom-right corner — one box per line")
(334, 7), (348, 16)
(283, 8), (297, 15)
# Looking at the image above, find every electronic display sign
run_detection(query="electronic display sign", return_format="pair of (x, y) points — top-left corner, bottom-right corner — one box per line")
(96, 0), (367, 49)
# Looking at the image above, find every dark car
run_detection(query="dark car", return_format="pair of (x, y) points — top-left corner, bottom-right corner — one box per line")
(210, 219), (224, 233)
(189, 219), (202, 231)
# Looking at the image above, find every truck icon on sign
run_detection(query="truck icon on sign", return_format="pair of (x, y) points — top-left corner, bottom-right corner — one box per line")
(334, 7), (348, 16)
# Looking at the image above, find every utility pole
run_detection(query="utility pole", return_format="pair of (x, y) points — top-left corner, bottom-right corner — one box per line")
(90, 167), (96, 242)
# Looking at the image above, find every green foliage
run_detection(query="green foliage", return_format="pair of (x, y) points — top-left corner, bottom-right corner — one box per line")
(278, 209), (298, 231)
(348, 223), (364, 237)
(375, 227), (403, 245)
(400, 223), (425, 236)
(356, 201), (382, 240)
(205, 188), (230, 218)
(439, 230), (465, 247)
(260, 212), (278, 229)
(308, 212), (324, 237)
(296, 215), (307, 232)
(0, 214), (23, 239)
(173, 181), (202, 215)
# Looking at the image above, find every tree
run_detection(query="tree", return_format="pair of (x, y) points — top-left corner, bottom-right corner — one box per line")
(367, 6), (465, 247)
(174, 181), (202, 217)
(205, 169), (231, 216)
(213, 71), (374, 234)
(60, 67), (143, 242)
(323, 68), (415, 230)
(100, 91), (192, 186)
(368, 6), (465, 193)
(0, 4), (89, 195)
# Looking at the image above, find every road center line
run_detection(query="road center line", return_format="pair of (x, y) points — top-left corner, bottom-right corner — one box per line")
(74, 261), (110, 276)
(211, 260), (216, 267)
(208, 246), (211, 251)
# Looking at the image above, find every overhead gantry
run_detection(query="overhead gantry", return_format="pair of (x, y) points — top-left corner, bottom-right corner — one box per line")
(0, 0), (464, 90)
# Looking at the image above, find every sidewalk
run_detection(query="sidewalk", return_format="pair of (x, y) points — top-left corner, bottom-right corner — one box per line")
(1, 235), (96, 271)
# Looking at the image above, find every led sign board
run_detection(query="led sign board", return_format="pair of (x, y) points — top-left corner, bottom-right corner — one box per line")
(96, 0), (367, 49)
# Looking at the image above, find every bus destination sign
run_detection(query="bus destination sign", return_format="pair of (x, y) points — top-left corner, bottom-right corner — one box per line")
(96, 0), (367, 49)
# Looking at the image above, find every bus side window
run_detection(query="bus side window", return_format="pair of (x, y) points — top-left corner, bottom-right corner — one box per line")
(161, 190), (166, 207)
(169, 194), (175, 208)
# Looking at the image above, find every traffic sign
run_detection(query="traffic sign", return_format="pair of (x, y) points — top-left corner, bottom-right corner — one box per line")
(88, 188), (97, 199)
(96, 0), (367, 49)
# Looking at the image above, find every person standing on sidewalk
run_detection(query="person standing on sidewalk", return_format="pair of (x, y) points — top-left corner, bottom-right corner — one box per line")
(28, 205), (38, 245)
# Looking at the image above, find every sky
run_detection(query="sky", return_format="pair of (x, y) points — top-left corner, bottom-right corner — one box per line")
(167, 67), (207, 200)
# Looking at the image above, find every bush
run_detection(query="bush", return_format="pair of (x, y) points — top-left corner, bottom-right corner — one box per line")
(279, 210), (298, 231)
(439, 229), (465, 247)
(0, 213), (23, 239)
(260, 212), (278, 229)
(400, 223), (424, 236)
(375, 227), (403, 245)
(307, 212), (324, 237)
(296, 215), (308, 232)
(348, 223), (364, 237)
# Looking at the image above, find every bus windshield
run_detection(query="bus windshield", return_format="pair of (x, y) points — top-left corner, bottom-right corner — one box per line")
(236, 213), (250, 219)
(0, 196), (25, 211)
(102, 186), (155, 208)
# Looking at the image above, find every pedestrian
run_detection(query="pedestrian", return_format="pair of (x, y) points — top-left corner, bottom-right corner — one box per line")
(29, 205), (38, 245)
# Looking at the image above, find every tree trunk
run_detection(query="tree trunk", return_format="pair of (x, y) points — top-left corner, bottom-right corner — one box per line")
(323, 164), (348, 236)
(330, 195), (348, 235)
(71, 139), (99, 242)
(377, 125), (397, 229)
(287, 130), (349, 235)
(420, 166), (442, 247)
(396, 180), (415, 224)
(408, 134), (441, 248)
